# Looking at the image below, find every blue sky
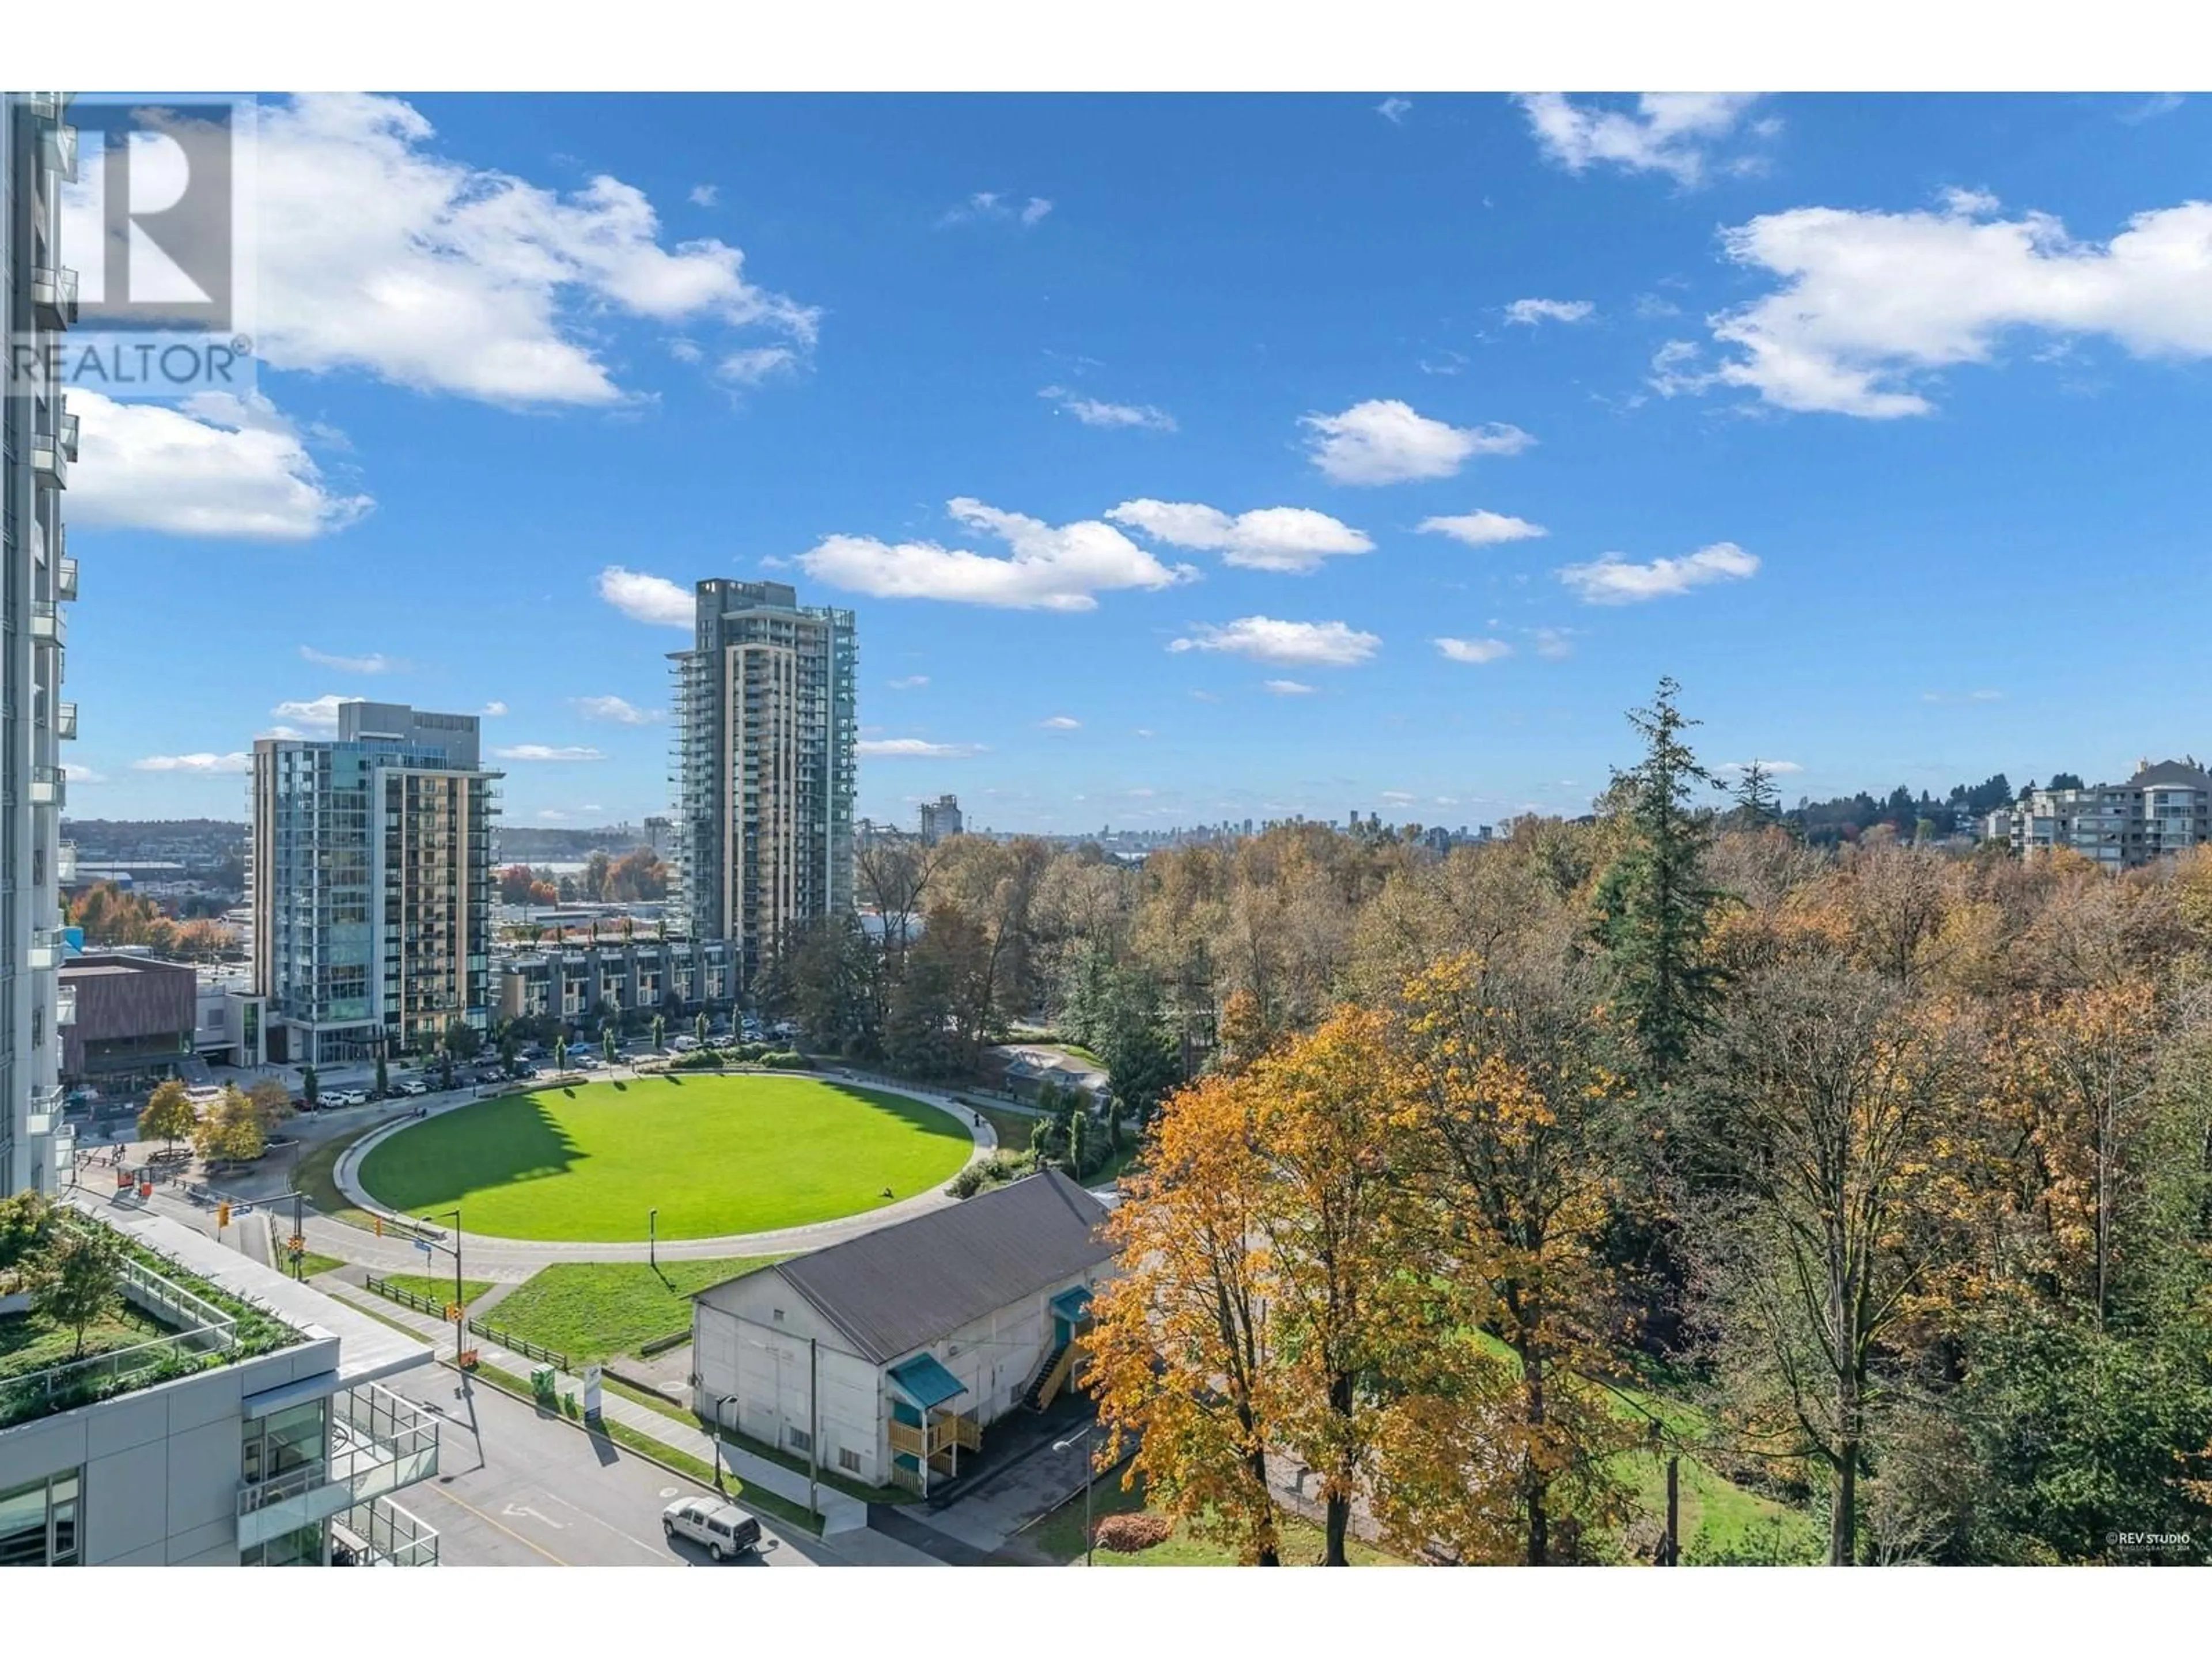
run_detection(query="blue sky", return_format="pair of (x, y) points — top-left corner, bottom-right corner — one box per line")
(62, 90), (2212, 832)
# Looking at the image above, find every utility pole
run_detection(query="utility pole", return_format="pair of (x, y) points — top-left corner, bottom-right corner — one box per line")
(1664, 1456), (1679, 1566)
(807, 1336), (820, 1524)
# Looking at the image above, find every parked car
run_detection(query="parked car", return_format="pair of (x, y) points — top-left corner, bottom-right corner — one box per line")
(573, 1054), (603, 1070)
(510, 1062), (539, 1080)
(325, 1089), (366, 1108)
(670, 1036), (699, 1052)
(661, 1498), (760, 1561)
(396, 1078), (429, 1097)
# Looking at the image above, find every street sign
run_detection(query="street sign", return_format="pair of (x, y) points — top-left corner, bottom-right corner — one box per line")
(582, 1364), (603, 1421)
(444, 1304), (463, 1323)
(415, 1238), (434, 1254)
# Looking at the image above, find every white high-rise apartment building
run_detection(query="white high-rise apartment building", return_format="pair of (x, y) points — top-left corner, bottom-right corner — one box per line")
(3, 94), (79, 1197)
(671, 580), (857, 984)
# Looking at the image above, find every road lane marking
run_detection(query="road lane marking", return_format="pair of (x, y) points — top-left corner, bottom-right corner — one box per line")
(433, 1487), (569, 1565)
(537, 1487), (667, 1559)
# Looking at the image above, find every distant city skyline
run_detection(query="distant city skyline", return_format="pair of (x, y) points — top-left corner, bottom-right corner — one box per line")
(58, 92), (2212, 832)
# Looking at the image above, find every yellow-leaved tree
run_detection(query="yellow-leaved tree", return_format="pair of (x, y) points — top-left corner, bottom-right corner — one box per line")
(1087, 1067), (1287, 1565)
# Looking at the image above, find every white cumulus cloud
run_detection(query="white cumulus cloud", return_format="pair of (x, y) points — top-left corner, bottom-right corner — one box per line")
(1108, 499), (1372, 574)
(271, 694), (348, 730)
(1558, 542), (1759, 604)
(938, 191), (1052, 229)
(299, 645), (399, 673)
(62, 95), (818, 408)
(1302, 399), (1533, 485)
(1435, 637), (1514, 663)
(571, 695), (662, 726)
(800, 498), (1195, 612)
(1514, 92), (1772, 186)
(1039, 387), (1177, 431)
(1685, 196), (2212, 418)
(1038, 715), (1082, 730)
(1263, 679), (1316, 695)
(68, 391), (372, 540)
(1418, 510), (1548, 547)
(597, 566), (695, 628)
(1505, 298), (1596, 326)
(1169, 617), (1380, 668)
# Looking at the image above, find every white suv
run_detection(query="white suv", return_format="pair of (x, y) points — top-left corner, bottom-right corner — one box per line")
(661, 1497), (761, 1560)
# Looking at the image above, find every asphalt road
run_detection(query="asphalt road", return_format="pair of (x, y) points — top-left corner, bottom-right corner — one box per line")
(381, 1363), (834, 1568)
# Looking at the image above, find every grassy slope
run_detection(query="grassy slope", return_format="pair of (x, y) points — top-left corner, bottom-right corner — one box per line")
(354, 1074), (972, 1241)
(488, 1257), (779, 1362)
(1028, 1475), (1402, 1566)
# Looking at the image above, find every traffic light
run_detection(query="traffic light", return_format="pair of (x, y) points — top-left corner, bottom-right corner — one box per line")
(216, 1202), (231, 1229)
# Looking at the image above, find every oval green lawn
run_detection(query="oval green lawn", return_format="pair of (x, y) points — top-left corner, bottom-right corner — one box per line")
(355, 1074), (973, 1241)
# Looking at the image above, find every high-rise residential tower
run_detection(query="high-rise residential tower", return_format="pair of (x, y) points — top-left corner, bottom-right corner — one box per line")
(919, 794), (963, 843)
(3, 94), (79, 1196)
(250, 703), (501, 1064)
(671, 579), (856, 984)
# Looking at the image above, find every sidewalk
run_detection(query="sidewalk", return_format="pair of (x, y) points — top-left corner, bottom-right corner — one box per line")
(319, 1280), (869, 1535)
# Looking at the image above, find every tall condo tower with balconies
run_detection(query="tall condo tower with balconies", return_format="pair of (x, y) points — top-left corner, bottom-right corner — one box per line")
(670, 580), (856, 986)
(250, 703), (501, 1065)
(3, 94), (79, 1196)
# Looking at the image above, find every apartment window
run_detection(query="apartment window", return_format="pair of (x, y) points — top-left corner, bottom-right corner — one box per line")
(787, 1427), (812, 1454)
(771, 1308), (785, 1324)
(838, 1448), (862, 1474)
(0, 1469), (81, 1566)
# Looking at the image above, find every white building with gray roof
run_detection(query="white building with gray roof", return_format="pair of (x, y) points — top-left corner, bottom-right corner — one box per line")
(689, 1169), (1112, 1497)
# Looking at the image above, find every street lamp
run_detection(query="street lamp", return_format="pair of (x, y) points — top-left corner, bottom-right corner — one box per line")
(1052, 1422), (1099, 1567)
(711, 1392), (738, 1492)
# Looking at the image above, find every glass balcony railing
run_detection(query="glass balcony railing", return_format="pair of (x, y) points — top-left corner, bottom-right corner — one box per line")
(42, 122), (78, 184)
(55, 556), (77, 601)
(28, 929), (65, 971)
(336, 1494), (441, 1567)
(31, 266), (78, 330)
(56, 985), (77, 1027)
(237, 1383), (440, 1550)
(25, 1085), (65, 1139)
(31, 435), (66, 491)
(31, 765), (65, 808)
(32, 603), (65, 645)
(55, 703), (77, 741)
(58, 411), (79, 462)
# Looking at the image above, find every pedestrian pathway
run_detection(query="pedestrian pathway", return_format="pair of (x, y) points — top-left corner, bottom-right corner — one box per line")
(320, 1279), (870, 1535)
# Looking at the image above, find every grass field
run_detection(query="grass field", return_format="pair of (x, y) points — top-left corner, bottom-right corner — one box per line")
(375, 1271), (496, 1305)
(295, 1127), (382, 1231)
(489, 1257), (779, 1362)
(355, 1074), (974, 1242)
(1028, 1475), (1402, 1566)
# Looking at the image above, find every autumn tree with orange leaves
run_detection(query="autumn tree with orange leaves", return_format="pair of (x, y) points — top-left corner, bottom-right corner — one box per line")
(1378, 950), (1642, 1565)
(1088, 1067), (1287, 1565)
